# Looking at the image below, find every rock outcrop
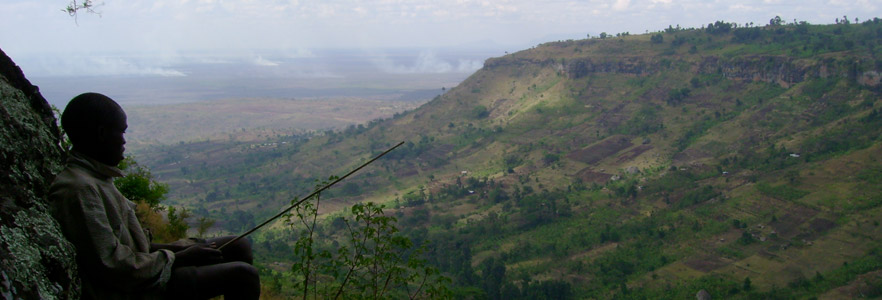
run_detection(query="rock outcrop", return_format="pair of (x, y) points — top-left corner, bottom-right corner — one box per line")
(565, 54), (879, 88)
(0, 48), (78, 299)
(565, 57), (657, 78)
(486, 50), (879, 89)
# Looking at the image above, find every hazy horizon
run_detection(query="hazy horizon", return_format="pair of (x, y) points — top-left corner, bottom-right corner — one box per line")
(30, 48), (490, 107)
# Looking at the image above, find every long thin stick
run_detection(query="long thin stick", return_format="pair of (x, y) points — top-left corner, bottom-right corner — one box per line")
(218, 141), (405, 250)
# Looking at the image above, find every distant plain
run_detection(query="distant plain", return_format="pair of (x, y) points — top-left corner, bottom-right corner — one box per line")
(29, 48), (497, 150)
(124, 97), (425, 150)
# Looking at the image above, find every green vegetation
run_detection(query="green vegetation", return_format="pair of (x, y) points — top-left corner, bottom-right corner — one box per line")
(271, 189), (449, 299)
(115, 156), (193, 243)
(130, 19), (882, 299)
(116, 157), (168, 208)
(756, 183), (809, 201)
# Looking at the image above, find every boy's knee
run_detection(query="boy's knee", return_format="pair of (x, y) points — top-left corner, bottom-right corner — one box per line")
(230, 262), (259, 280)
(228, 262), (260, 299)
(217, 237), (254, 263)
(232, 262), (260, 291)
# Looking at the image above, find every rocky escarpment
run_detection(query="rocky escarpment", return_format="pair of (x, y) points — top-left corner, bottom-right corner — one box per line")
(561, 55), (880, 88)
(483, 53), (880, 89)
(696, 55), (881, 88)
(483, 56), (558, 69)
(564, 57), (658, 78)
(0, 48), (78, 299)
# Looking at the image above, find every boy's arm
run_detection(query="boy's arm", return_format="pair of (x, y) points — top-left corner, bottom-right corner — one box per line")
(51, 184), (175, 292)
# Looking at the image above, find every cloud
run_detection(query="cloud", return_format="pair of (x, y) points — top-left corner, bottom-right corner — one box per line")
(456, 59), (484, 73)
(411, 52), (452, 73)
(283, 48), (316, 59)
(371, 50), (481, 74)
(193, 57), (232, 64)
(88, 57), (187, 76)
(22, 56), (186, 77)
(252, 56), (281, 66)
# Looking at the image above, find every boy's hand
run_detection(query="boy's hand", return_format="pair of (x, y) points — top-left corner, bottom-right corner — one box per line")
(150, 242), (186, 252)
(173, 245), (224, 267)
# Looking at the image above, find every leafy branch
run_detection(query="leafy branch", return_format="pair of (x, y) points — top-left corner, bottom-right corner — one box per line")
(63, 0), (101, 23)
(286, 177), (450, 299)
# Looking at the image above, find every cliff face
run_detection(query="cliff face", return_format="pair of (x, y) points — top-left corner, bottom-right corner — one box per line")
(0, 48), (78, 299)
(483, 51), (879, 90)
(561, 55), (881, 88)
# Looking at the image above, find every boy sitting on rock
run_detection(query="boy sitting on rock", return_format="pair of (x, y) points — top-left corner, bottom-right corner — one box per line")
(49, 92), (260, 300)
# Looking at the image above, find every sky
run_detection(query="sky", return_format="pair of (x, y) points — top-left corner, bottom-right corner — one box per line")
(0, 0), (879, 78)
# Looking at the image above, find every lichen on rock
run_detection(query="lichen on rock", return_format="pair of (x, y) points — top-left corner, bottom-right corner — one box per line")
(0, 47), (79, 299)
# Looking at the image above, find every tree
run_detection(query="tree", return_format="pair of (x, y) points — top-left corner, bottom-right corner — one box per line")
(651, 34), (664, 44)
(666, 87), (691, 105)
(287, 179), (450, 299)
(196, 216), (216, 238)
(472, 105), (489, 119)
(115, 156), (191, 243)
(116, 156), (169, 209)
(503, 154), (523, 170)
(166, 206), (191, 240)
(706, 21), (733, 34)
(480, 257), (506, 300)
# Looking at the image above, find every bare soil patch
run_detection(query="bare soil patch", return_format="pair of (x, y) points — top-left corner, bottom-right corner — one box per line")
(575, 168), (614, 184)
(596, 103), (628, 130)
(672, 148), (711, 164)
(489, 98), (515, 119)
(684, 255), (731, 272)
(395, 162), (419, 177)
(560, 124), (598, 148)
(792, 218), (837, 242)
(616, 144), (653, 163)
(809, 218), (836, 233)
(418, 144), (454, 161)
(770, 205), (819, 238)
(567, 135), (633, 164)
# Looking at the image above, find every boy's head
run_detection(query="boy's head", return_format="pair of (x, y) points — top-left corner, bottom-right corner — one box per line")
(61, 92), (128, 166)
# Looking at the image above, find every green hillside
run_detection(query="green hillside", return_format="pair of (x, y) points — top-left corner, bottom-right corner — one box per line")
(136, 19), (882, 298)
